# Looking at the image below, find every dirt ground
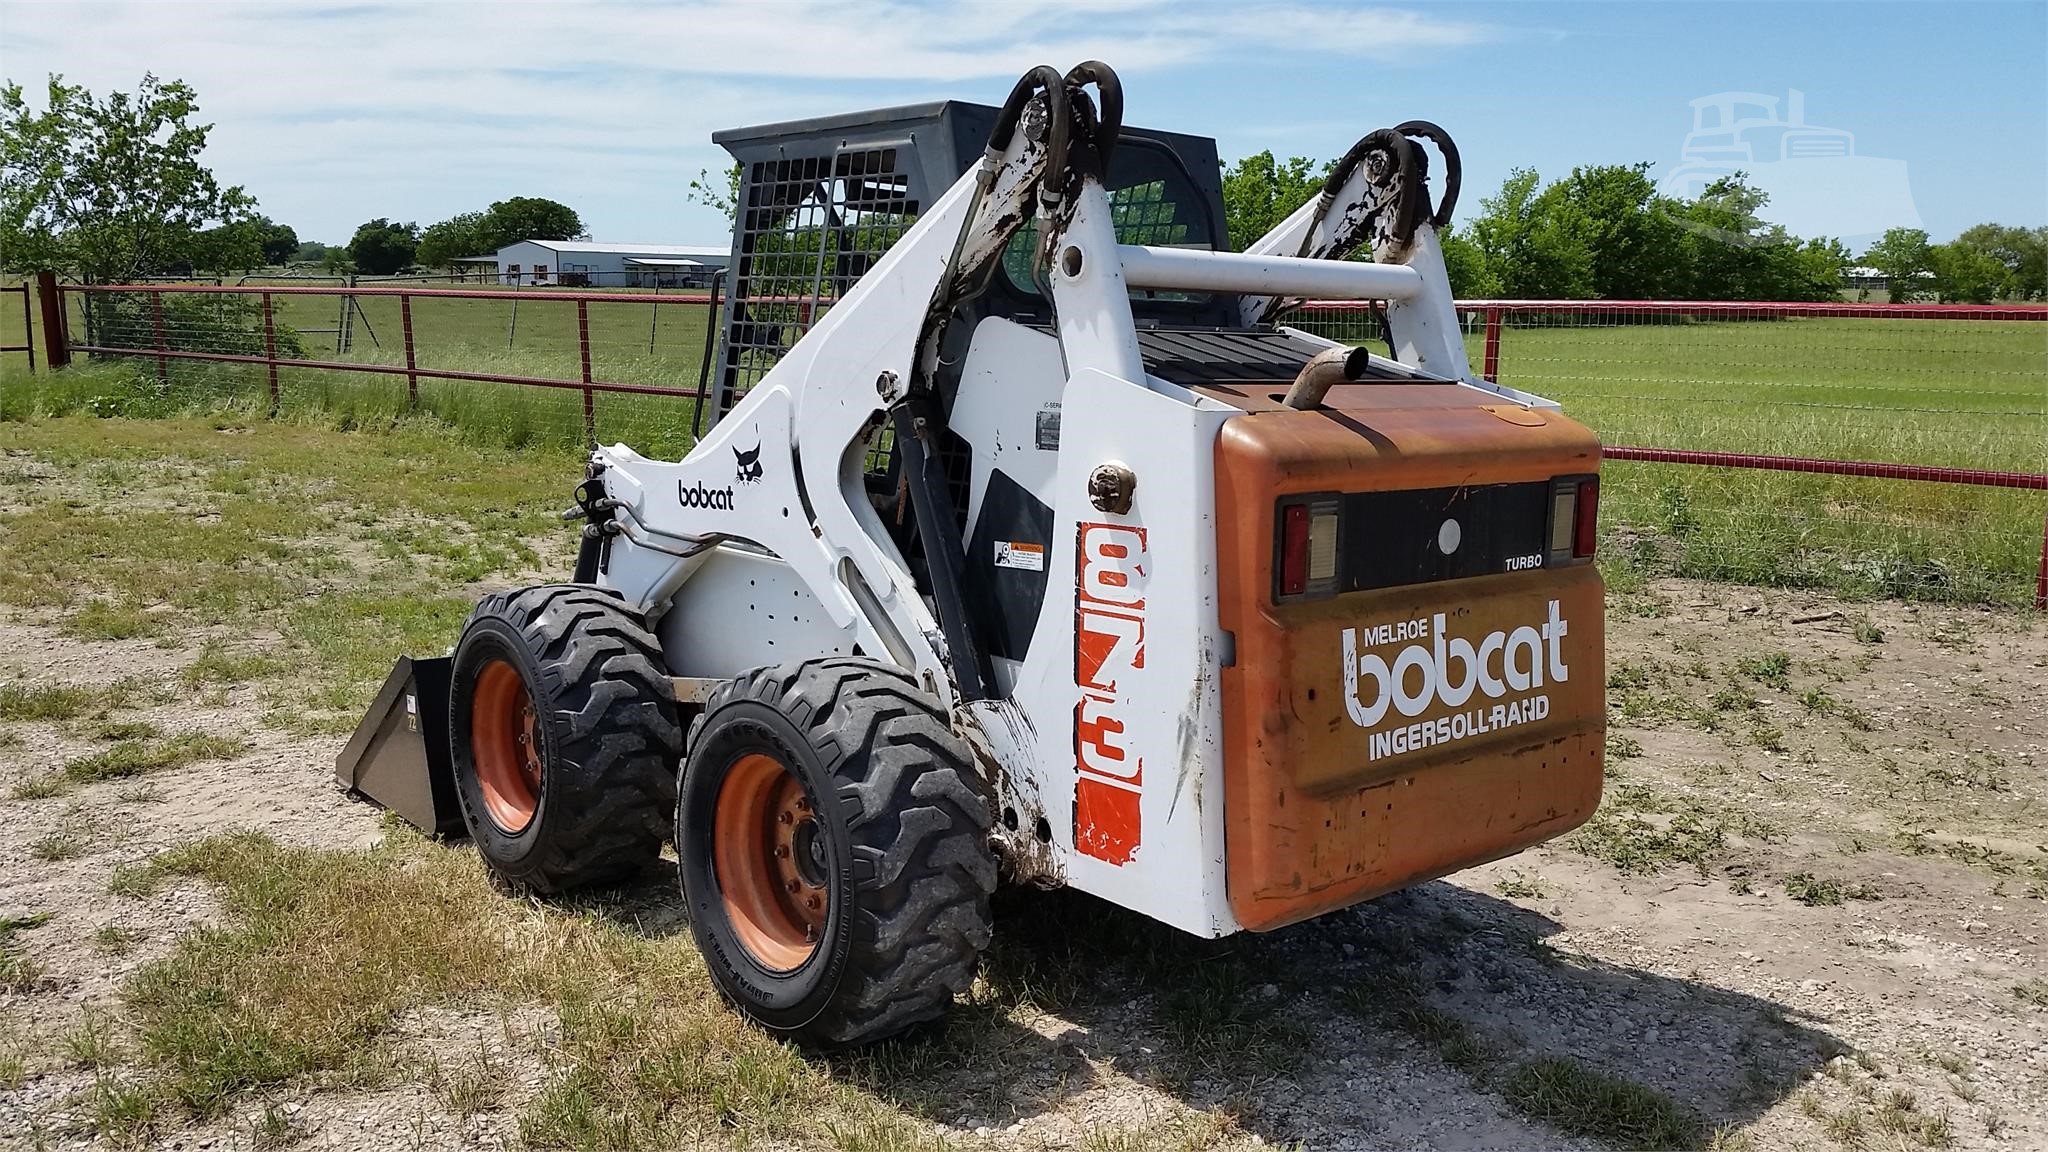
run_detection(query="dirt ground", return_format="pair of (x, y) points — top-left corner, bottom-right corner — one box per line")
(2, 576), (2044, 1151)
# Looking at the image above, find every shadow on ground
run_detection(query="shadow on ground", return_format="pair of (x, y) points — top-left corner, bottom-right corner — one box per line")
(591, 867), (1837, 1148)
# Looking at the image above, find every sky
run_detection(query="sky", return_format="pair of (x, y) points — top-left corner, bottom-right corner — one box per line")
(2, 0), (2042, 251)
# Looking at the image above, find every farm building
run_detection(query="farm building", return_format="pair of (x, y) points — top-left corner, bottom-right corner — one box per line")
(491, 240), (731, 287)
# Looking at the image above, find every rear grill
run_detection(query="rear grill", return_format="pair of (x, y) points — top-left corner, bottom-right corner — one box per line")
(1274, 478), (1593, 602)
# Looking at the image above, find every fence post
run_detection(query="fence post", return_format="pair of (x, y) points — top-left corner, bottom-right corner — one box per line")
(577, 299), (595, 443)
(35, 271), (68, 369)
(400, 293), (418, 406)
(2036, 509), (2047, 612)
(339, 276), (355, 354)
(20, 284), (35, 373)
(1482, 306), (1502, 382)
(261, 292), (279, 416)
(691, 270), (725, 440)
(151, 291), (167, 387)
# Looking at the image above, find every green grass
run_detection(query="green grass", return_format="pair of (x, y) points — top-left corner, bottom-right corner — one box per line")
(1568, 778), (1778, 876)
(5, 293), (2042, 603)
(100, 831), (1108, 1149)
(0, 409), (584, 731)
(1783, 872), (1882, 907)
(0, 911), (52, 993)
(1295, 311), (2048, 606)
(2, 281), (715, 457)
(0, 679), (114, 721)
(1502, 1056), (1706, 1149)
(13, 731), (254, 798)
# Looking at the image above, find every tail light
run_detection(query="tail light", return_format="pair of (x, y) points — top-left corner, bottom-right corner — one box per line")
(1573, 477), (1599, 558)
(1280, 505), (1311, 595)
(1276, 498), (1341, 600)
(1547, 474), (1599, 565)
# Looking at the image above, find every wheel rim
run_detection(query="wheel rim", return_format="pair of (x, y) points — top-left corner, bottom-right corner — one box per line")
(713, 752), (827, 972)
(471, 658), (541, 834)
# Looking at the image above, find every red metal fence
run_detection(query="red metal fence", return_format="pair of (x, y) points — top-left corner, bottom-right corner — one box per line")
(17, 279), (2048, 608)
(0, 282), (34, 371)
(1291, 299), (2048, 608)
(40, 276), (724, 453)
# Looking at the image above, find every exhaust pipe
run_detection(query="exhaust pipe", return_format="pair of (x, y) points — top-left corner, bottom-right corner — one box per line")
(1283, 345), (1372, 409)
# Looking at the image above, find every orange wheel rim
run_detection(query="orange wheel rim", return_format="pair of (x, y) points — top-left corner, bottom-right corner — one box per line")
(471, 658), (541, 833)
(713, 753), (827, 971)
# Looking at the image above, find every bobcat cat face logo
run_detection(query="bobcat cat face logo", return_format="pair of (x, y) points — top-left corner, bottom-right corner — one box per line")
(733, 442), (763, 484)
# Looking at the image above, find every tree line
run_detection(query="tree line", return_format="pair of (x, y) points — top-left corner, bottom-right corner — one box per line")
(1221, 151), (2046, 304)
(5, 73), (2042, 303)
(0, 74), (585, 280)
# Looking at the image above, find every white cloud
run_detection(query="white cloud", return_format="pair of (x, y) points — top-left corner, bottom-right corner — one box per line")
(0, 0), (1507, 242)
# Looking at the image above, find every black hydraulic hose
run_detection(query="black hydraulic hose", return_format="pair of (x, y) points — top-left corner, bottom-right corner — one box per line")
(1322, 127), (1407, 201)
(989, 65), (1071, 204)
(1062, 60), (1123, 175)
(1395, 120), (1462, 229)
(1320, 127), (1426, 250)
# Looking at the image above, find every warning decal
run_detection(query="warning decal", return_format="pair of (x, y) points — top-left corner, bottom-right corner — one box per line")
(994, 540), (1046, 571)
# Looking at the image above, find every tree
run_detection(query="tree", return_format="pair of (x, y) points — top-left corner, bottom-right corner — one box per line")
(348, 218), (418, 276)
(258, 218), (298, 266)
(1950, 223), (2046, 300)
(483, 196), (582, 246)
(185, 220), (262, 274)
(1929, 240), (2007, 304)
(1547, 164), (1689, 299)
(1466, 168), (1595, 298)
(413, 198), (586, 268)
(1670, 174), (1842, 301)
(1220, 151), (1325, 251)
(1864, 227), (1933, 303)
(415, 210), (491, 268)
(1438, 228), (1497, 297)
(0, 73), (257, 282)
(684, 164), (742, 223)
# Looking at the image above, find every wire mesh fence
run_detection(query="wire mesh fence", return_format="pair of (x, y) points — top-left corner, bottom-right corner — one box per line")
(54, 282), (722, 458)
(1291, 301), (2048, 607)
(17, 280), (2047, 608)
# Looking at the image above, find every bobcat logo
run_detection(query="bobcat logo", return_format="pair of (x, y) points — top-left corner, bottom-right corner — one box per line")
(733, 442), (764, 484)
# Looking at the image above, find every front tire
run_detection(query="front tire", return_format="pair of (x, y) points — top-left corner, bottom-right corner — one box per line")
(448, 585), (681, 893)
(678, 658), (996, 1047)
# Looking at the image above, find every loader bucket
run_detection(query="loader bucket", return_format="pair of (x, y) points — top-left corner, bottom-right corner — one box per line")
(334, 656), (465, 838)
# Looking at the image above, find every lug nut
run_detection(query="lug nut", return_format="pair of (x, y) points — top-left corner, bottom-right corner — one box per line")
(777, 811), (793, 824)
(773, 845), (789, 858)
(785, 879), (801, 894)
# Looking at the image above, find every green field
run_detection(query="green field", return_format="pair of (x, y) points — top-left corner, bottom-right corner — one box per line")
(4, 283), (2045, 605)
(1292, 309), (2048, 605)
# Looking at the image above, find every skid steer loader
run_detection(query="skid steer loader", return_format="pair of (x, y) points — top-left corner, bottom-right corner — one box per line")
(338, 62), (1606, 1048)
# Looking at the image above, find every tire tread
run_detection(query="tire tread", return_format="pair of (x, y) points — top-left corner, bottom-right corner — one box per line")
(694, 658), (995, 1046)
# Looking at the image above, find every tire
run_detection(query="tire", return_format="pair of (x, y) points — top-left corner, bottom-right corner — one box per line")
(448, 584), (681, 894)
(677, 658), (996, 1048)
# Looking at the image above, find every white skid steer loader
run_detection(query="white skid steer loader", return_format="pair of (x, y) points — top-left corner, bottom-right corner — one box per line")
(337, 62), (1606, 1048)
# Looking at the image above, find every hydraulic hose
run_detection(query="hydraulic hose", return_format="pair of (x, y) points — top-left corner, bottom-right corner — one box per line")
(1062, 60), (1123, 176)
(989, 65), (1072, 208)
(1395, 120), (1462, 229)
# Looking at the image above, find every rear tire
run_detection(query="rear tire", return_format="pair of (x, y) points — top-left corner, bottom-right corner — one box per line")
(448, 585), (681, 894)
(677, 658), (996, 1048)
